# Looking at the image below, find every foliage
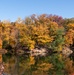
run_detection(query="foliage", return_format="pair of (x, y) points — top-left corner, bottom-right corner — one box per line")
(64, 58), (74, 75)
(64, 23), (74, 46)
(50, 27), (65, 51)
(48, 54), (65, 75)
(0, 14), (74, 54)
(1, 14), (74, 75)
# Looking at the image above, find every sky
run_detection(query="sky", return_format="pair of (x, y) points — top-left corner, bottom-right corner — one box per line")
(0, 0), (74, 22)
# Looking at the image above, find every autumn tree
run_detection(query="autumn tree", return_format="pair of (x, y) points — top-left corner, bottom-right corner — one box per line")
(47, 14), (64, 26)
(50, 26), (65, 52)
(64, 23), (74, 46)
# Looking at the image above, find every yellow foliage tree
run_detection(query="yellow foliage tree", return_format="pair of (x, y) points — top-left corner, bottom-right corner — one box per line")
(28, 24), (53, 47)
(65, 23), (74, 46)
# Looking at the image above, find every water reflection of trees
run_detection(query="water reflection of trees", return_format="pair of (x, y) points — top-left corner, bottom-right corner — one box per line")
(3, 54), (53, 75)
(3, 52), (74, 75)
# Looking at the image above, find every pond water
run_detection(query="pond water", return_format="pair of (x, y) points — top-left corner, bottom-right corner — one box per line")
(2, 52), (74, 75)
(3, 53), (52, 75)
